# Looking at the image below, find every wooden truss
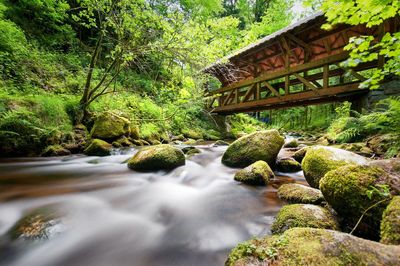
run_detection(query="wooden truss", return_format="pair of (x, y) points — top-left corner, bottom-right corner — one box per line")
(205, 14), (399, 114)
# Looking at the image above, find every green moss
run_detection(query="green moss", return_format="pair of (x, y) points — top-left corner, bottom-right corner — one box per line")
(182, 128), (203, 140)
(222, 129), (284, 168)
(41, 144), (71, 156)
(127, 144), (185, 171)
(278, 183), (324, 204)
(271, 204), (339, 234)
(83, 139), (112, 156)
(90, 111), (131, 140)
(320, 165), (395, 239)
(284, 139), (299, 148)
(292, 146), (309, 163)
(380, 196), (400, 245)
(276, 158), (302, 172)
(186, 148), (201, 156)
(234, 160), (274, 186)
(226, 228), (400, 266)
(302, 146), (368, 188)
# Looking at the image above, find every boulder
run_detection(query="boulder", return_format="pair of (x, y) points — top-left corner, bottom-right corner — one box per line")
(320, 165), (400, 239)
(182, 129), (203, 140)
(278, 183), (324, 204)
(234, 160), (274, 186)
(222, 130), (284, 168)
(83, 139), (112, 156)
(130, 124), (140, 140)
(283, 138), (299, 148)
(41, 145), (71, 157)
(225, 228), (400, 266)
(132, 139), (150, 146)
(380, 196), (400, 245)
(302, 146), (369, 188)
(127, 144), (185, 171)
(276, 158), (302, 172)
(213, 140), (229, 146)
(90, 111), (130, 140)
(367, 134), (398, 156)
(186, 148), (201, 156)
(271, 204), (339, 234)
(112, 136), (133, 147)
(292, 146), (309, 163)
(171, 134), (185, 141)
(8, 207), (64, 241)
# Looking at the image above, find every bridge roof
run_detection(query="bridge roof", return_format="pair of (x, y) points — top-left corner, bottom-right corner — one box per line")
(204, 12), (324, 73)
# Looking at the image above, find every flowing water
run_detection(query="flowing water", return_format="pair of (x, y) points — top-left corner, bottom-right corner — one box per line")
(0, 145), (305, 266)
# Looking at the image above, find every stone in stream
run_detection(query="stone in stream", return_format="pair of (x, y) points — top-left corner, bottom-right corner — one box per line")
(225, 228), (400, 266)
(380, 196), (400, 245)
(271, 204), (339, 234)
(277, 183), (324, 204)
(83, 139), (112, 156)
(127, 144), (185, 171)
(90, 111), (131, 140)
(320, 164), (400, 239)
(302, 146), (369, 188)
(276, 158), (302, 172)
(213, 140), (229, 146)
(41, 145), (71, 157)
(283, 138), (299, 148)
(292, 146), (309, 163)
(8, 207), (65, 241)
(112, 136), (133, 148)
(234, 160), (274, 186)
(185, 147), (201, 156)
(222, 130), (284, 168)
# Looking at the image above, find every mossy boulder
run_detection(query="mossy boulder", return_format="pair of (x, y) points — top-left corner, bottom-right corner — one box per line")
(213, 140), (229, 146)
(41, 145), (71, 157)
(182, 129), (203, 140)
(292, 146), (309, 163)
(278, 183), (324, 204)
(222, 130), (284, 168)
(83, 139), (112, 156)
(276, 158), (302, 172)
(90, 111), (130, 140)
(186, 148), (201, 156)
(225, 228), (400, 266)
(283, 138), (299, 148)
(271, 204), (339, 234)
(380, 196), (400, 245)
(302, 146), (369, 188)
(320, 165), (399, 239)
(367, 134), (398, 156)
(130, 124), (140, 140)
(112, 136), (133, 147)
(127, 144), (185, 171)
(234, 160), (274, 186)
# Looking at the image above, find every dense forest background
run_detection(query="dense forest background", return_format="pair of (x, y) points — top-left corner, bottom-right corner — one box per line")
(0, 0), (399, 157)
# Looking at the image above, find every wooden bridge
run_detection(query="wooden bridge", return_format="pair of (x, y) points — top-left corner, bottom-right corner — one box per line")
(204, 12), (399, 114)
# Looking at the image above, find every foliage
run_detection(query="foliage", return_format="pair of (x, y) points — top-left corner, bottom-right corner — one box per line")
(322, 0), (400, 89)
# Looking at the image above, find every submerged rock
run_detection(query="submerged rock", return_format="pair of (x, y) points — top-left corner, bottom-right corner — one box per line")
(90, 111), (130, 140)
(41, 145), (71, 157)
(302, 146), (369, 188)
(320, 164), (400, 239)
(83, 139), (112, 156)
(186, 148), (201, 156)
(225, 228), (400, 266)
(234, 160), (274, 186)
(127, 144), (185, 171)
(276, 158), (302, 172)
(222, 130), (284, 168)
(9, 208), (64, 241)
(380, 196), (400, 245)
(278, 183), (324, 204)
(271, 204), (339, 234)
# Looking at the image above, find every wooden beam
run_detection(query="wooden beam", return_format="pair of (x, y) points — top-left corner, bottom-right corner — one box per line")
(222, 90), (234, 106)
(335, 64), (367, 82)
(213, 83), (364, 113)
(323, 64), (329, 89)
(242, 85), (255, 103)
(285, 75), (290, 95)
(293, 73), (319, 95)
(212, 52), (350, 94)
(264, 82), (282, 99)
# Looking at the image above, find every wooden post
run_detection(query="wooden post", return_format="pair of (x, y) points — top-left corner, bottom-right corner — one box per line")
(323, 64), (329, 89)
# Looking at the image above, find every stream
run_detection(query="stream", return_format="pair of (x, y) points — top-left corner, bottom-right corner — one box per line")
(0, 145), (305, 266)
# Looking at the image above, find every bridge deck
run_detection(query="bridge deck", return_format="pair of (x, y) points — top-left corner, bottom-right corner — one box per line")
(204, 13), (399, 114)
